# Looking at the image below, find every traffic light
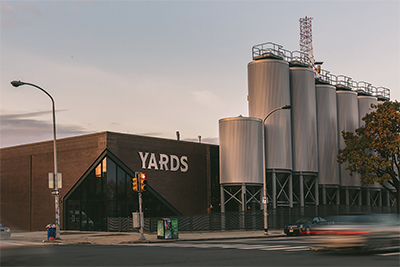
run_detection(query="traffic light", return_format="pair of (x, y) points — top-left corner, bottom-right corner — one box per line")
(132, 177), (139, 191)
(139, 173), (147, 191)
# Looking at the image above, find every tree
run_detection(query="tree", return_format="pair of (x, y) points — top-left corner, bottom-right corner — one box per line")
(337, 100), (400, 213)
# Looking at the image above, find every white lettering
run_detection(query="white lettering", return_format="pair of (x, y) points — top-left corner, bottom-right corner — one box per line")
(138, 152), (149, 169)
(180, 156), (188, 172)
(147, 153), (159, 170)
(138, 151), (189, 173)
(159, 154), (169, 171)
(170, 155), (180, 171)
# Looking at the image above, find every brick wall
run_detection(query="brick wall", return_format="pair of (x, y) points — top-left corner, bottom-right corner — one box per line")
(1, 132), (215, 231)
(0, 133), (107, 231)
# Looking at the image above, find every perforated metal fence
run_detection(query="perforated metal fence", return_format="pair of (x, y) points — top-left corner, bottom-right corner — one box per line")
(107, 205), (396, 232)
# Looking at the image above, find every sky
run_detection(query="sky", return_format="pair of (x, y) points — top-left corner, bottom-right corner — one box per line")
(1, 0), (399, 148)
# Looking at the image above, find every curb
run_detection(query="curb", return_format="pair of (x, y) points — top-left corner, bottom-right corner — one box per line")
(77, 233), (287, 245)
(18, 231), (286, 246)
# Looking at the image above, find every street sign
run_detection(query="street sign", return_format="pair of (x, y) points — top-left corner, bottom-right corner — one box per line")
(48, 173), (54, 189)
(51, 190), (59, 196)
(48, 173), (62, 189)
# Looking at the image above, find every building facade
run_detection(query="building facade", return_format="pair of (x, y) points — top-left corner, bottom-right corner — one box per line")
(0, 132), (220, 231)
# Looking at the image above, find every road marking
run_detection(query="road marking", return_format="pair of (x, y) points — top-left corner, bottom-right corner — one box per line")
(285, 246), (311, 252)
(126, 242), (310, 252)
(377, 251), (400, 257)
(260, 245), (300, 251)
(0, 241), (49, 248)
(122, 242), (399, 256)
(236, 245), (274, 250)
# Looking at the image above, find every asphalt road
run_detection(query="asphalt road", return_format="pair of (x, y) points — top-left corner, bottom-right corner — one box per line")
(1, 236), (399, 266)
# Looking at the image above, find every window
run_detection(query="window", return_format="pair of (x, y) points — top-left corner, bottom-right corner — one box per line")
(64, 151), (179, 231)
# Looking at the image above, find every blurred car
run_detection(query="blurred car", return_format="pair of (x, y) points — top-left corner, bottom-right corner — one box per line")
(309, 213), (400, 251)
(284, 216), (328, 236)
(0, 223), (11, 239)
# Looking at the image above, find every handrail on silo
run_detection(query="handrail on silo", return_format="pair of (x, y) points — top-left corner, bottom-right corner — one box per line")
(280, 47), (292, 62)
(375, 87), (390, 100)
(252, 42), (284, 60)
(355, 81), (373, 95)
(315, 68), (336, 85)
(335, 75), (354, 90)
(252, 42), (315, 66)
(369, 85), (377, 97)
(250, 41), (391, 100)
(290, 50), (313, 68)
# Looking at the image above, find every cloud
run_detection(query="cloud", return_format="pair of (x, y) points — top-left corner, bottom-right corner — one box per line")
(0, 2), (43, 28)
(0, 2), (12, 12)
(190, 90), (226, 108)
(0, 110), (91, 148)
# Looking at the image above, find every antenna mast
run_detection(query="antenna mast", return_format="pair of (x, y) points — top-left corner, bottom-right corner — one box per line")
(299, 16), (315, 69)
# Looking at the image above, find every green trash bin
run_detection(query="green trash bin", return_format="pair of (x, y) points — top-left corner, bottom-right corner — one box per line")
(171, 218), (178, 239)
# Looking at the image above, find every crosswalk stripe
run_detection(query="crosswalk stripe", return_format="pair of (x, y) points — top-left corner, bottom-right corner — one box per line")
(128, 242), (309, 252)
(260, 246), (297, 251)
(377, 251), (400, 257)
(0, 241), (47, 248)
(236, 245), (272, 250)
(284, 246), (311, 252)
(123, 242), (398, 256)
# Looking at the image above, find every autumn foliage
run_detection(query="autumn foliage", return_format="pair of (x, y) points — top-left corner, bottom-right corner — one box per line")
(338, 101), (400, 213)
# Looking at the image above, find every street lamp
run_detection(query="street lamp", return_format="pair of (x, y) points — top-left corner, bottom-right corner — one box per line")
(11, 80), (61, 239)
(262, 104), (292, 235)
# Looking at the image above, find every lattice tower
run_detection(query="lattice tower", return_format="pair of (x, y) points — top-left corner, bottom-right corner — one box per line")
(299, 16), (315, 68)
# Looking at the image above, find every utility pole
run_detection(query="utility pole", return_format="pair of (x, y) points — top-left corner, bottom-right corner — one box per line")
(133, 172), (147, 241)
(138, 190), (145, 241)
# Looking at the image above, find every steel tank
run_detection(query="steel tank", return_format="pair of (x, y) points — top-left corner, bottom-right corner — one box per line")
(219, 116), (263, 185)
(358, 95), (380, 190)
(337, 90), (360, 187)
(248, 58), (292, 170)
(290, 67), (318, 172)
(316, 84), (340, 185)
(358, 95), (377, 127)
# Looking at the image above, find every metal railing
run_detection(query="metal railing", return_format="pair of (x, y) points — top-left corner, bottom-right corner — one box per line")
(375, 87), (390, 100)
(252, 42), (285, 60)
(356, 81), (374, 95)
(290, 50), (313, 67)
(252, 41), (390, 99)
(335, 75), (355, 90)
(252, 42), (313, 67)
(107, 205), (396, 232)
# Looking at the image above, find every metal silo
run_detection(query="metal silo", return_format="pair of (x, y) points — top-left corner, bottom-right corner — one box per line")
(290, 66), (318, 206)
(248, 58), (292, 170)
(358, 94), (381, 205)
(358, 95), (377, 127)
(316, 83), (340, 204)
(248, 56), (292, 208)
(219, 116), (263, 212)
(337, 89), (361, 205)
(290, 67), (318, 172)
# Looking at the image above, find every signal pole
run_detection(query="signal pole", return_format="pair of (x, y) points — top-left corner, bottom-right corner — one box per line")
(138, 190), (145, 241)
(134, 172), (146, 241)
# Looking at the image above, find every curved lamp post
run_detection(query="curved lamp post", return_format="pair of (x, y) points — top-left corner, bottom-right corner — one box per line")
(262, 104), (292, 234)
(11, 80), (60, 239)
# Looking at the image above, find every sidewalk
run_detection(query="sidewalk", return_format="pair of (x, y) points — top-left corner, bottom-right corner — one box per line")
(9, 229), (285, 245)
